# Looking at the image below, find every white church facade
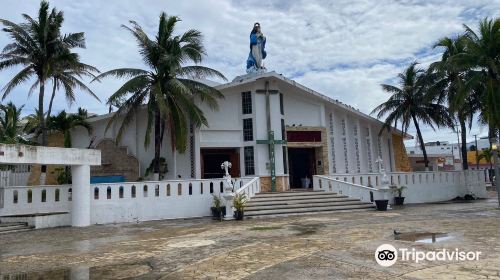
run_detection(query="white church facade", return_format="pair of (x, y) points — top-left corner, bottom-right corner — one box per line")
(71, 71), (412, 192)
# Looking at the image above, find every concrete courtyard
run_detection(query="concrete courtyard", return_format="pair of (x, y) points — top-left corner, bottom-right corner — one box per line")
(1, 193), (500, 279)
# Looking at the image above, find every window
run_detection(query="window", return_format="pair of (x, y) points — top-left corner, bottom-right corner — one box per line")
(279, 93), (284, 115)
(244, 146), (255, 175)
(243, 118), (253, 141)
(241, 91), (252, 114)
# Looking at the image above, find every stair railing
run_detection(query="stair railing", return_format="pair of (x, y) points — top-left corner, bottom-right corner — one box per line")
(313, 175), (381, 203)
(235, 177), (260, 199)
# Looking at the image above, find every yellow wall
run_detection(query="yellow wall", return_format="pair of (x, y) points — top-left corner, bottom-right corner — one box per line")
(467, 150), (492, 166)
(392, 133), (412, 172)
(27, 132), (65, 185)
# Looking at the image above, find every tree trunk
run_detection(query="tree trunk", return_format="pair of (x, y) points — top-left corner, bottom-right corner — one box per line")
(39, 80), (47, 146)
(412, 114), (429, 170)
(153, 110), (161, 177)
(460, 118), (468, 170)
(47, 78), (57, 122)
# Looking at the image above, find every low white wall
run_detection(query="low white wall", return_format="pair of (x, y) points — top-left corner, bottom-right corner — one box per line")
(314, 170), (488, 203)
(0, 185), (72, 216)
(0, 177), (256, 225)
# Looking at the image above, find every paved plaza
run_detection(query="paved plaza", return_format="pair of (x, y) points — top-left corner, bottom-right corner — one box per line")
(1, 193), (500, 279)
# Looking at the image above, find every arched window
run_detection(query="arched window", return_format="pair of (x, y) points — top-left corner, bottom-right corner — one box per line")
(94, 187), (99, 200)
(131, 185), (136, 198)
(143, 185), (148, 197)
(55, 188), (60, 202)
(119, 186), (124, 198)
(13, 190), (18, 204)
(68, 188), (72, 201)
(107, 187), (112, 199)
(178, 183), (182, 195)
(155, 185), (160, 197)
(166, 184), (171, 196)
(27, 189), (32, 203)
(189, 183), (193, 195)
(210, 182), (214, 193)
(41, 189), (47, 202)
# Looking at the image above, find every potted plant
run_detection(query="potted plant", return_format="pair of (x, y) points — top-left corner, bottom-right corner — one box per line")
(390, 185), (406, 205)
(233, 193), (247, 220)
(374, 199), (389, 211)
(211, 194), (225, 220)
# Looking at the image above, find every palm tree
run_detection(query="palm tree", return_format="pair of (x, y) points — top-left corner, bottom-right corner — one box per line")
(94, 13), (226, 177)
(47, 108), (91, 148)
(477, 149), (497, 170)
(0, 1), (96, 146)
(455, 18), (500, 140)
(431, 36), (479, 170)
(45, 52), (100, 121)
(0, 102), (26, 144)
(372, 62), (452, 170)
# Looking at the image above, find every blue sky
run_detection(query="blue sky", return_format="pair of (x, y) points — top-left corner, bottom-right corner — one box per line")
(1, 0), (500, 146)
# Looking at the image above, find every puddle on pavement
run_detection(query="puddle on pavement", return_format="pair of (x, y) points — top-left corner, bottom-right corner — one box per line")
(250, 226), (283, 231)
(0, 263), (152, 280)
(167, 239), (215, 248)
(288, 223), (325, 236)
(395, 232), (453, 243)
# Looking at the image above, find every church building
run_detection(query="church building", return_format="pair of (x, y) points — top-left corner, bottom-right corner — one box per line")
(71, 71), (412, 192)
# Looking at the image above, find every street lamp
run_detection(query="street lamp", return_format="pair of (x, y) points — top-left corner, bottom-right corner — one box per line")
(490, 137), (500, 207)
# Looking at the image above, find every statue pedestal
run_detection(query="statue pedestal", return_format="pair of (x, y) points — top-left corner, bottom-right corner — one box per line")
(223, 193), (235, 220)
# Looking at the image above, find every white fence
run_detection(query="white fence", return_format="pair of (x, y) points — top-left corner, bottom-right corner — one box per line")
(314, 170), (488, 204)
(0, 177), (258, 224)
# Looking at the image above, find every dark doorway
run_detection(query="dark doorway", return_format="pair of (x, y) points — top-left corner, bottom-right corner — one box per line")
(201, 148), (240, 179)
(288, 148), (316, 188)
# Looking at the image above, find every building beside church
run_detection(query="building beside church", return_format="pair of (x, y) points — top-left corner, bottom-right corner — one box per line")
(71, 71), (412, 192)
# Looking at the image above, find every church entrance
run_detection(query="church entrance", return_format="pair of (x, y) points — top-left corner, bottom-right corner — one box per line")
(288, 148), (316, 189)
(201, 148), (240, 179)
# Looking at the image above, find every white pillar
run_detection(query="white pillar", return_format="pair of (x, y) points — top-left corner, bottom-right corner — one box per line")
(72, 165), (91, 227)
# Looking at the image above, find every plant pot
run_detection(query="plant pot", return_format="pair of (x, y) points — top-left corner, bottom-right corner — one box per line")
(211, 206), (226, 219)
(394, 196), (405, 205)
(234, 210), (244, 220)
(375, 199), (389, 211)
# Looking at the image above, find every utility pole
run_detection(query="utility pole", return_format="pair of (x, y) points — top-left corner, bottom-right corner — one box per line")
(473, 134), (479, 169)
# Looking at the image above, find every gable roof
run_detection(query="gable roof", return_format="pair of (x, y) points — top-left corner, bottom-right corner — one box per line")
(218, 71), (413, 139)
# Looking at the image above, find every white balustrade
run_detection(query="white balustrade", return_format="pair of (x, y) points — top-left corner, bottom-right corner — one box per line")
(235, 177), (261, 199)
(0, 177), (258, 224)
(314, 170), (487, 204)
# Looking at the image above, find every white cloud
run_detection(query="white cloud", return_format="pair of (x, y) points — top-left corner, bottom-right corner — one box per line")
(1, 0), (500, 143)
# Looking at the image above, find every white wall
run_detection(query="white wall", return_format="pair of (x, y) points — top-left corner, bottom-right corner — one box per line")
(0, 178), (256, 224)
(314, 170), (488, 204)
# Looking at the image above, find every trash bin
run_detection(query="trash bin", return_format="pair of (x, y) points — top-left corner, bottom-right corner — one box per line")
(301, 177), (310, 189)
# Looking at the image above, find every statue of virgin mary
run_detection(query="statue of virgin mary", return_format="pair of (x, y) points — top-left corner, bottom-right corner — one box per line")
(246, 23), (267, 73)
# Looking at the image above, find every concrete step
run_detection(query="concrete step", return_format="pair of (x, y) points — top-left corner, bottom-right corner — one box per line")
(246, 200), (369, 211)
(250, 194), (348, 203)
(254, 191), (334, 198)
(245, 204), (374, 216)
(246, 207), (374, 219)
(246, 197), (360, 206)
(0, 222), (33, 234)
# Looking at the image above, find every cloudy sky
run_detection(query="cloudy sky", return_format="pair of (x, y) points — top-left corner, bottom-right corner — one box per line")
(1, 0), (500, 146)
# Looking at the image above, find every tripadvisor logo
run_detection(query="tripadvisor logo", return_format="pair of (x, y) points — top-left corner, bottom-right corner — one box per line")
(375, 244), (482, 267)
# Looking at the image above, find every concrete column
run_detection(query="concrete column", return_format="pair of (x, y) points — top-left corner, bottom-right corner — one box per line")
(71, 165), (91, 227)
